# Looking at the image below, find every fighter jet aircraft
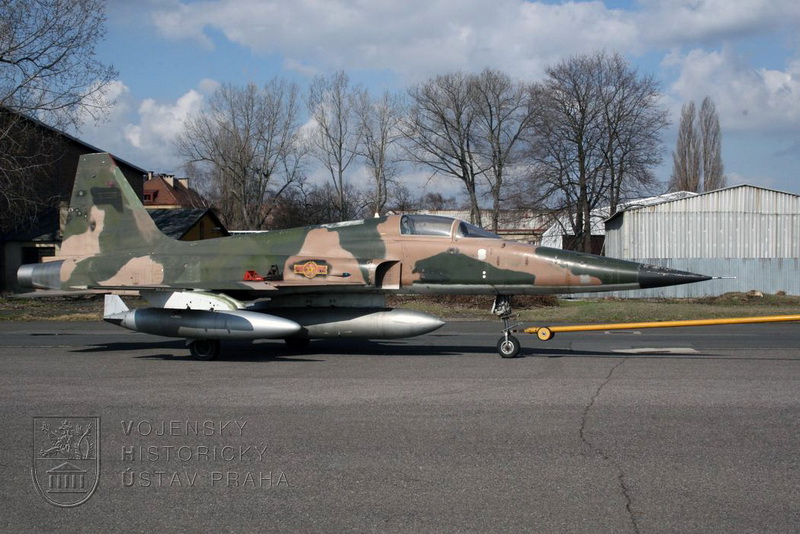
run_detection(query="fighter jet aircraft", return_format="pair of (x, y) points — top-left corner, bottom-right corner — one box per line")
(18, 153), (711, 358)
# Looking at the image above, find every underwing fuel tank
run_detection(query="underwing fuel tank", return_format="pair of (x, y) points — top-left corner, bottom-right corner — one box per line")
(103, 296), (443, 340)
(104, 297), (302, 340)
(268, 308), (446, 339)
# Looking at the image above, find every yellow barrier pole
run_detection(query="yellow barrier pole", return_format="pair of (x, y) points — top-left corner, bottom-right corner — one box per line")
(525, 314), (800, 341)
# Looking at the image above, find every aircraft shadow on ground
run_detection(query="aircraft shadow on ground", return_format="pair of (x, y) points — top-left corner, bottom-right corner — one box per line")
(74, 340), (185, 353)
(134, 340), (483, 361)
(69, 337), (730, 361)
(72, 341), (321, 362)
(73, 338), (495, 360)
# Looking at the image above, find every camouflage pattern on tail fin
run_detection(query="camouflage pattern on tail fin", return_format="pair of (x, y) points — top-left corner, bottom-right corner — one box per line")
(60, 153), (169, 257)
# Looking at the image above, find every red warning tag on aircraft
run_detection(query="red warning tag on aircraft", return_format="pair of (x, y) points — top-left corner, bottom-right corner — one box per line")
(293, 260), (329, 279)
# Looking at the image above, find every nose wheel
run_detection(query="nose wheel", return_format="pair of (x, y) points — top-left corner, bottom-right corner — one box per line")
(493, 296), (522, 358)
(497, 334), (521, 358)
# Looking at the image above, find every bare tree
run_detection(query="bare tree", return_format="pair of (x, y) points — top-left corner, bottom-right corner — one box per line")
(528, 55), (607, 253)
(404, 72), (487, 226)
(529, 52), (668, 252)
(597, 53), (667, 214)
(0, 0), (117, 232)
(669, 102), (701, 192)
(306, 71), (362, 221)
(670, 97), (725, 193)
(418, 191), (456, 211)
(0, 0), (116, 125)
(176, 79), (306, 230)
(269, 178), (369, 229)
(387, 183), (417, 213)
(471, 68), (533, 232)
(356, 89), (404, 217)
(699, 96), (725, 191)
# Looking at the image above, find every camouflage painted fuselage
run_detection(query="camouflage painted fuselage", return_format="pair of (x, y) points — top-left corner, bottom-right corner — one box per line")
(25, 154), (708, 299)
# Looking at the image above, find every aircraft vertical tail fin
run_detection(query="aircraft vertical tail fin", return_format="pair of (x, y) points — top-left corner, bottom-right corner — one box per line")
(60, 153), (170, 257)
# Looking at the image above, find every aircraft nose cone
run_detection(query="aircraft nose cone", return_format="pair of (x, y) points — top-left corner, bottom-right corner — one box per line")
(638, 264), (712, 289)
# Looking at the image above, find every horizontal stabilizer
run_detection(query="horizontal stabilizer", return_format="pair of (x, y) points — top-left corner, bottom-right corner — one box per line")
(12, 289), (108, 298)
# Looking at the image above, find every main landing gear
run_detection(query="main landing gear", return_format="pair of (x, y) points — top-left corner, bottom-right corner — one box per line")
(188, 339), (220, 360)
(492, 296), (522, 358)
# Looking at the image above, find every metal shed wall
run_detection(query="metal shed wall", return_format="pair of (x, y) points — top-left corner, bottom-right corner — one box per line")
(605, 186), (800, 259)
(590, 186), (800, 297)
(586, 258), (800, 298)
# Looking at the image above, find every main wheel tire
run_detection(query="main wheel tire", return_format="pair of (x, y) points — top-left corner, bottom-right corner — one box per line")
(497, 335), (521, 358)
(189, 339), (220, 360)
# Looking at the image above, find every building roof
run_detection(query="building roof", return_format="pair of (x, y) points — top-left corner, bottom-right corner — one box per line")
(1, 106), (148, 175)
(143, 176), (205, 208)
(147, 208), (223, 240)
(606, 185), (800, 223)
(614, 191), (698, 213)
(2, 208), (227, 243)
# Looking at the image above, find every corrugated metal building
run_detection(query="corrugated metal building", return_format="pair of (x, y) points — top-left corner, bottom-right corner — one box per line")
(602, 185), (800, 297)
(540, 191), (697, 251)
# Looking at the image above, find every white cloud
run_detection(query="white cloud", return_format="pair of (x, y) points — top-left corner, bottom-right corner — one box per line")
(667, 47), (800, 132)
(149, 0), (215, 49)
(76, 80), (132, 129)
(197, 78), (221, 94)
(150, 0), (640, 82)
(126, 1), (800, 192)
(74, 80), (135, 154)
(282, 58), (321, 78)
(80, 81), (215, 172)
(147, 0), (800, 85)
(637, 0), (800, 46)
(124, 89), (203, 152)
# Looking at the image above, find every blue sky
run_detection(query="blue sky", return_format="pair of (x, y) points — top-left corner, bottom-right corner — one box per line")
(80, 0), (800, 197)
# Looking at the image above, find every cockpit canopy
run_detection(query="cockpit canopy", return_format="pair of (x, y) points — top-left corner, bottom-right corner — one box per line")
(399, 214), (500, 239)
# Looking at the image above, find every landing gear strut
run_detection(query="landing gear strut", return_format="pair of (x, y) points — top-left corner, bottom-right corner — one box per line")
(492, 296), (521, 358)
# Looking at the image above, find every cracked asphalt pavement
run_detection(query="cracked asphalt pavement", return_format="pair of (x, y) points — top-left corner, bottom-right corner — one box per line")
(1, 320), (798, 533)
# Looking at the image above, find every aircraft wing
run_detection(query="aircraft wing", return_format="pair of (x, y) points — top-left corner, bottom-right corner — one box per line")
(84, 277), (368, 296)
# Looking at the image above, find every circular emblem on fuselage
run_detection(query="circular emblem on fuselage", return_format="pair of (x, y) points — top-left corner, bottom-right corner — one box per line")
(293, 260), (329, 279)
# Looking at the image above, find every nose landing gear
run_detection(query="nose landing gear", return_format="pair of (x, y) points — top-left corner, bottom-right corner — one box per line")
(492, 296), (522, 358)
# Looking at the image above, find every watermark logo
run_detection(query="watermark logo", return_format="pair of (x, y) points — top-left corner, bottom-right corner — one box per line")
(32, 417), (100, 507)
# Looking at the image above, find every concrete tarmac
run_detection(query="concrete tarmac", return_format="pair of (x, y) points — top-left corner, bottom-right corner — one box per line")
(1, 320), (798, 533)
